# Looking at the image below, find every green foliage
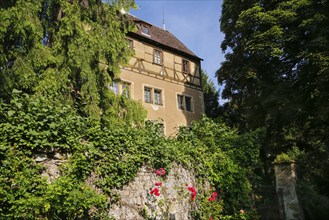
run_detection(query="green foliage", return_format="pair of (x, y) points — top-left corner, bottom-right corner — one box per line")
(202, 70), (220, 118)
(0, 1), (263, 218)
(190, 190), (224, 220)
(0, 0), (136, 123)
(0, 91), (86, 153)
(101, 93), (147, 128)
(274, 153), (292, 163)
(44, 176), (107, 219)
(219, 0), (329, 215)
(0, 92), (261, 218)
(274, 146), (303, 163)
(177, 118), (262, 216)
(0, 147), (46, 218)
(297, 180), (329, 219)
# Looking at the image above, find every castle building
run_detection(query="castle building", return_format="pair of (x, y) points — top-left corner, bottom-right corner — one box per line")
(115, 15), (204, 135)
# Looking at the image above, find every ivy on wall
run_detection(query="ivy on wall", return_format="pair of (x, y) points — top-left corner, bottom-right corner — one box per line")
(1, 1), (262, 219)
(0, 92), (261, 219)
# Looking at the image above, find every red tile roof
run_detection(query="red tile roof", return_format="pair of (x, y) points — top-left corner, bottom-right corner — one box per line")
(127, 14), (202, 61)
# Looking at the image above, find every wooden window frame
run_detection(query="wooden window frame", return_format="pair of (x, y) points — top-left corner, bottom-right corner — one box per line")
(182, 59), (190, 74)
(153, 49), (163, 65)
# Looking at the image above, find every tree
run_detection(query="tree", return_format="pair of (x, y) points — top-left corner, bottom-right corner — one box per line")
(218, 0), (329, 216)
(202, 70), (220, 118)
(0, 0), (140, 123)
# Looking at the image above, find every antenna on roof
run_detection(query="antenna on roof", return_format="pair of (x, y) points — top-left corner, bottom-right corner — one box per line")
(162, 7), (166, 30)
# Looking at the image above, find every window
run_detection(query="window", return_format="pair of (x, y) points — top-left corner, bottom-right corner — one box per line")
(177, 94), (193, 112)
(144, 86), (163, 105)
(182, 59), (190, 74)
(110, 80), (131, 97)
(122, 82), (131, 98)
(177, 95), (184, 110)
(110, 81), (119, 95)
(153, 49), (163, 65)
(154, 89), (162, 105)
(185, 96), (192, 112)
(144, 87), (152, 103)
(141, 25), (150, 35)
(127, 39), (133, 49)
(145, 120), (165, 135)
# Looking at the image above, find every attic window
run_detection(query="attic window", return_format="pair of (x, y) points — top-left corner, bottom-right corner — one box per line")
(141, 25), (150, 36)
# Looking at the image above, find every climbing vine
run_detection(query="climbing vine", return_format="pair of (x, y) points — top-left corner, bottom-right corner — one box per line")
(1, 1), (261, 219)
(0, 94), (261, 219)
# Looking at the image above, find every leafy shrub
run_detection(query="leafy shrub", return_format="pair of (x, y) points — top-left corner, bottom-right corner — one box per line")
(0, 93), (261, 219)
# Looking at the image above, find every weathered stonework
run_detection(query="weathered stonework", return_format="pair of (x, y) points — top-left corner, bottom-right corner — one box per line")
(36, 155), (200, 219)
(109, 164), (198, 220)
(274, 162), (304, 220)
(35, 153), (67, 184)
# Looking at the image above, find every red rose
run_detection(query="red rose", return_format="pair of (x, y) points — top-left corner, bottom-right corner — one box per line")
(155, 168), (166, 176)
(211, 192), (218, 198)
(208, 191), (218, 202)
(187, 186), (197, 201)
(150, 187), (160, 196)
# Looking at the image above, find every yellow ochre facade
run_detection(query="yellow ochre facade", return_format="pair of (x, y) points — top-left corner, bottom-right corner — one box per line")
(118, 15), (204, 135)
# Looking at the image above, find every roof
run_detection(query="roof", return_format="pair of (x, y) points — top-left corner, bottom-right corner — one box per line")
(127, 14), (202, 61)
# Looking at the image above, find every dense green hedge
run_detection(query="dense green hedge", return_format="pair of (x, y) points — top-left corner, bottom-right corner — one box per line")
(0, 92), (261, 219)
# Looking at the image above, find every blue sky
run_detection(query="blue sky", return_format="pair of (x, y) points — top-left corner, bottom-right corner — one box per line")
(131, 0), (225, 95)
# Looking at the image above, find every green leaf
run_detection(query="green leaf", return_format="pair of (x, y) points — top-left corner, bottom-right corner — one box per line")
(15, 102), (22, 109)
(12, 89), (22, 94)
(7, 110), (15, 117)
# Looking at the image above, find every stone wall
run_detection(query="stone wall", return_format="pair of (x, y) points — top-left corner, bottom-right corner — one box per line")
(109, 164), (199, 220)
(35, 153), (199, 219)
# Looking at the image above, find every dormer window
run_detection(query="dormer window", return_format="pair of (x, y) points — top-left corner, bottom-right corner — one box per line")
(141, 25), (150, 36)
